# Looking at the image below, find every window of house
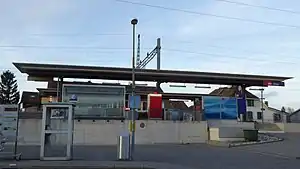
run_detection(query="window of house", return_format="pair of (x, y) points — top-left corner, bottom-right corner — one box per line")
(257, 112), (262, 119)
(273, 113), (282, 122)
(247, 111), (253, 121)
(247, 99), (255, 107)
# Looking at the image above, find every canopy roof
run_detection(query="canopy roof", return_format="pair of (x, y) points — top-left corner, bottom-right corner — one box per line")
(13, 62), (292, 86)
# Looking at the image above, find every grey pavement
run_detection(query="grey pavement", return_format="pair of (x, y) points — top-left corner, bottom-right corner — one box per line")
(9, 144), (298, 169)
(2, 133), (300, 169)
(0, 160), (193, 169)
(234, 133), (300, 158)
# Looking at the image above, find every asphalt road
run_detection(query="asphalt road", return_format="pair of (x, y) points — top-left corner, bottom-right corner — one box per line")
(14, 141), (299, 169)
(234, 133), (300, 158)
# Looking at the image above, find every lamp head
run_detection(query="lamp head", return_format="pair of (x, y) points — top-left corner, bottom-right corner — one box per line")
(131, 18), (138, 25)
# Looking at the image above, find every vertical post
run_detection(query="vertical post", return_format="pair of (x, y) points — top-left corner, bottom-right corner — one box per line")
(56, 78), (60, 102)
(58, 77), (63, 102)
(136, 34), (141, 68)
(157, 38), (161, 70)
(260, 89), (265, 123)
(156, 38), (161, 93)
(130, 18), (138, 160)
(250, 88), (265, 123)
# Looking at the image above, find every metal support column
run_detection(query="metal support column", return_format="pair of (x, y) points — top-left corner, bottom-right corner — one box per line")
(56, 78), (60, 102)
(130, 18), (138, 160)
(157, 38), (161, 70)
(58, 77), (63, 102)
(156, 38), (161, 93)
(260, 89), (265, 123)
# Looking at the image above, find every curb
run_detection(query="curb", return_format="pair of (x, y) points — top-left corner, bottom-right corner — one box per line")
(207, 134), (284, 148)
(229, 137), (284, 148)
(0, 161), (196, 169)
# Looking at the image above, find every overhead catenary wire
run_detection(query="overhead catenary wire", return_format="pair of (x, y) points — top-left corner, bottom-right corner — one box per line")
(114, 0), (300, 29)
(162, 48), (297, 65)
(163, 41), (300, 60)
(0, 45), (299, 65)
(215, 0), (300, 15)
(29, 33), (130, 37)
(0, 45), (153, 50)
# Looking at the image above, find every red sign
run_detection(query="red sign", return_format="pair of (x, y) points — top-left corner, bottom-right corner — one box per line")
(263, 80), (285, 86)
(147, 94), (162, 119)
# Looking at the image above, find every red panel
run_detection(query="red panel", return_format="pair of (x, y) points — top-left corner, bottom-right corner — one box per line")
(263, 80), (272, 86)
(148, 95), (162, 119)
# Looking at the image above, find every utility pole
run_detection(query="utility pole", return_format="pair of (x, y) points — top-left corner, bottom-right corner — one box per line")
(130, 18), (138, 160)
(157, 38), (161, 70)
(136, 34), (141, 67)
(249, 88), (265, 123)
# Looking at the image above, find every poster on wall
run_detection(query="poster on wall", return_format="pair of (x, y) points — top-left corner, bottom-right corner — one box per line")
(202, 96), (237, 120)
(0, 105), (18, 142)
(50, 108), (68, 119)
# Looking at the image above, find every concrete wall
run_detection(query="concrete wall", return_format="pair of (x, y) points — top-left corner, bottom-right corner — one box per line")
(209, 127), (245, 142)
(260, 123), (300, 133)
(207, 120), (255, 129)
(284, 123), (300, 133)
(16, 119), (208, 145)
(275, 123), (300, 133)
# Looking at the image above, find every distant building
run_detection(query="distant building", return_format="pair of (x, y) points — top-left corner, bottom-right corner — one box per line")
(288, 109), (300, 123)
(20, 91), (40, 112)
(210, 86), (288, 123)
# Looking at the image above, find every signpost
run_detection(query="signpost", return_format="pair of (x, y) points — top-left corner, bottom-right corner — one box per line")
(128, 95), (140, 159)
(0, 105), (21, 160)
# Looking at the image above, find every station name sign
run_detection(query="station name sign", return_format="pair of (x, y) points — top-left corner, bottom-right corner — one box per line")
(263, 80), (285, 87)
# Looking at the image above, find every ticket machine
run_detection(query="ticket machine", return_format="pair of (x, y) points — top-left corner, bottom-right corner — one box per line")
(40, 103), (75, 161)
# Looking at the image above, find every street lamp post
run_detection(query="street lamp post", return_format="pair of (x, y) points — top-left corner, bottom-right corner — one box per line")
(130, 18), (138, 160)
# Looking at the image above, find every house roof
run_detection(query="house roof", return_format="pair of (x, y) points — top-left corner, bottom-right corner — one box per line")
(288, 108), (300, 117)
(164, 100), (189, 110)
(268, 107), (289, 115)
(209, 86), (259, 99)
(13, 62), (292, 86)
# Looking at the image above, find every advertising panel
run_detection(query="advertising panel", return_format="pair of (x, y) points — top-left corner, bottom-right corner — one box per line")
(147, 94), (162, 119)
(0, 105), (18, 142)
(203, 96), (237, 120)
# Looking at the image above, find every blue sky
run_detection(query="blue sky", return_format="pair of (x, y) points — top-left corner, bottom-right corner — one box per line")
(1, 0), (300, 109)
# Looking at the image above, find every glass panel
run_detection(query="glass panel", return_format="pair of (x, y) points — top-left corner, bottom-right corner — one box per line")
(45, 107), (69, 131)
(62, 85), (125, 117)
(44, 133), (68, 158)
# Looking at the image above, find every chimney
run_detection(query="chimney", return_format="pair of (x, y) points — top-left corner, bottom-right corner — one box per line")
(264, 101), (269, 107)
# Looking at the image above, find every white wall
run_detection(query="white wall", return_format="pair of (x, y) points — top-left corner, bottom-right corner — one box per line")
(247, 99), (279, 123)
(16, 119), (208, 145)
(207, 120), (255, 129)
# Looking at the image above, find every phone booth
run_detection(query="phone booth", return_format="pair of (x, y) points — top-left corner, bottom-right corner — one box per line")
(40, 103), (75, 161)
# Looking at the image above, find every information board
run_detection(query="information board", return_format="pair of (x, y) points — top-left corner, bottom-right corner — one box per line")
(202, 96), (238, 120)
(0, 105), (18, 142)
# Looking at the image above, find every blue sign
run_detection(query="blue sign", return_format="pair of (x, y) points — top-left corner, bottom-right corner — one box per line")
(129, 95), (141, 109)
(69, 94), (78, 102)
(270, 81), (285, 86)
(203, 96), (238, 120)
